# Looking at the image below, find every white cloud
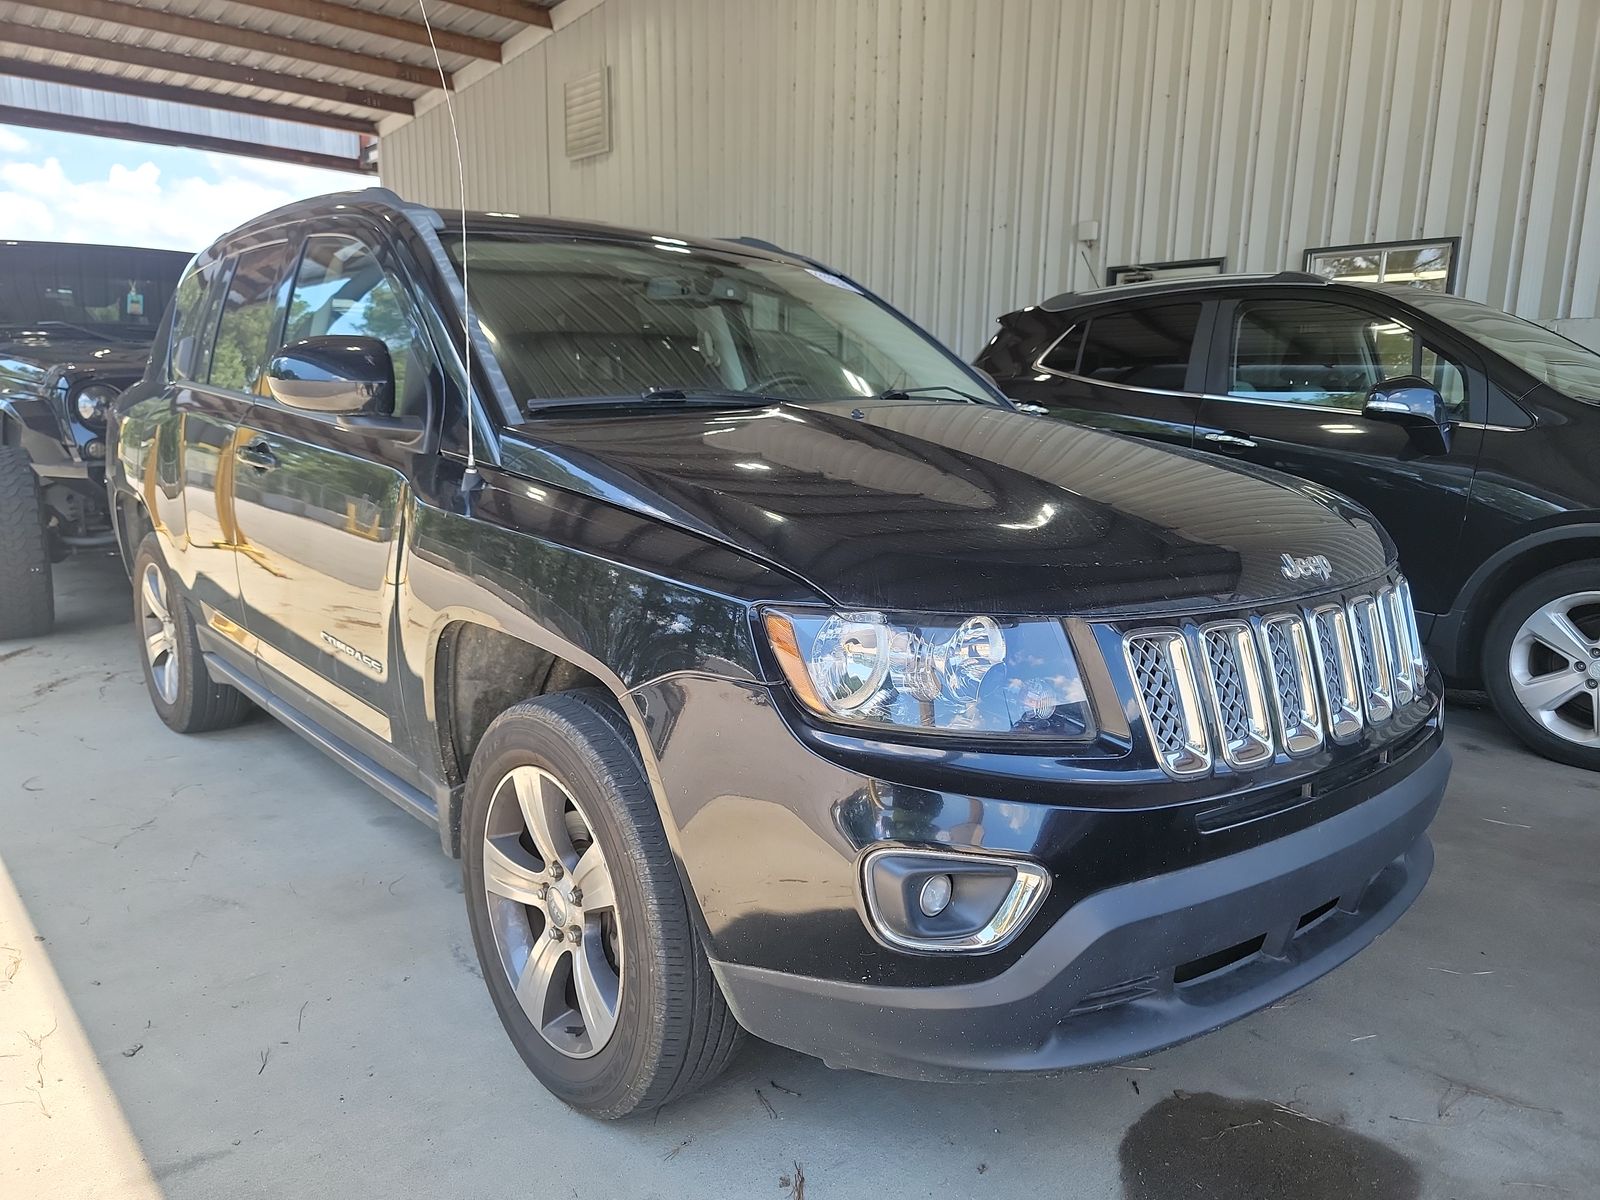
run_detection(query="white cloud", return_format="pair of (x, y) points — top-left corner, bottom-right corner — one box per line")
(0, 127), (31, 154)
(0, 149), (367, 252)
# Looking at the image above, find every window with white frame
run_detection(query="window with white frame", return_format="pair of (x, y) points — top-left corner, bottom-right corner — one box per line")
(1304, 239), (1458, 292)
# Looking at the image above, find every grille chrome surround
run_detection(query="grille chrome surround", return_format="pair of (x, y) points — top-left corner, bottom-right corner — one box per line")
(1124, 631), (1211, 777)
(1310, 604), (1365, 743)
(1199, 623), (1275, 768)
(1125, 576), (1427, 777)
(1347, 594), (1394, 722)
(1259, 615), (1325, 755)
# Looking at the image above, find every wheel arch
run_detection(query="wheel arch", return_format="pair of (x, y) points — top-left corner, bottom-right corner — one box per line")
(1432, 519), (1600, 683)
(422, 610), (666, 865)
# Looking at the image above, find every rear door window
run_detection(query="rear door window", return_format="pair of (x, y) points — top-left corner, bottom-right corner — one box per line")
(169, 259), (229, 382)
(1046, 303), (1202, 390)
(207, 243), (290, 396)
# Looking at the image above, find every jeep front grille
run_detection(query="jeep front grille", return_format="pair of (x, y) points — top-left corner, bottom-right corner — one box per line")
(1199, 623), (1274, 768)
(1124, 632), (1211, 777)
(1125, 577), (1428, 777)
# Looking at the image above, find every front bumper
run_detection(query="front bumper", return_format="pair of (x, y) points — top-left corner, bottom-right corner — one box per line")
(710, 741), (1448, 1081)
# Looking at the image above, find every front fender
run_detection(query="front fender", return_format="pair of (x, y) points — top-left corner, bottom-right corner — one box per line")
(396, 469), (818, 877)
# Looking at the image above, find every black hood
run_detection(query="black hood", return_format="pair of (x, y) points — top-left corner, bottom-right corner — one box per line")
(500, 399), (1393, 615)
(0, 329), (154, 379)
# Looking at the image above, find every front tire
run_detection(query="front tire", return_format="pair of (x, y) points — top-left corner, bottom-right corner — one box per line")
(0, 445), (54, 639)
(461, 691), (742, 1118)
(1484, 563), (1600, 769)
(132, 534), (252, 734)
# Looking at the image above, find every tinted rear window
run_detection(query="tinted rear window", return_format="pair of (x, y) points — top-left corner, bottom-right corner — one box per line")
(1074, 304), (1201, 389)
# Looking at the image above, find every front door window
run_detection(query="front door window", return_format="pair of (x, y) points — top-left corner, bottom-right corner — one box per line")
(1228, 300), (1466, 414)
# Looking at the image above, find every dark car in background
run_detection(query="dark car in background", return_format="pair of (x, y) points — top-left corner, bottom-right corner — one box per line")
(979, 274), (1600, 769)
(107, 190), (1446, 1117)
(0, 239), (189, 637)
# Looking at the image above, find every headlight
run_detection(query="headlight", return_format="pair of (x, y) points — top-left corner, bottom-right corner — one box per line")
(762, 608), (1096, 738)
(74, 384), (117, 424)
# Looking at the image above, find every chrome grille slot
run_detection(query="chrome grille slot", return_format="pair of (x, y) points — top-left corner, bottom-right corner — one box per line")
(1199, 623), (1274, 768)
(1348, 595), (1394, 721)
(1260, 615), (1324, 755)
(1125, 632), (1211, 777)
(1310, 605), (1364, 743)
(1396, 578), (1428, 687)
(1380, 584), (1416, 706)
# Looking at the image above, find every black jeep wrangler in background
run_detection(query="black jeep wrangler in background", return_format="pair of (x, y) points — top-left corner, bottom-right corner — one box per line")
(108, 190), (1449, 1118)
(0, 239), (189, 638)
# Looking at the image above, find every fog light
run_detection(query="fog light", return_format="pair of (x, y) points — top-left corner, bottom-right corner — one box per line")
(860, 846), (1050, 954)
(918, 873), (953, 917)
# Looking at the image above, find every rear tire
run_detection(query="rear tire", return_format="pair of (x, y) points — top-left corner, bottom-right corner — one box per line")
(1483, 563), (1600, 770)
(0, 445), (54, 639)
(132, 533), (252, 734)
(461, 690), (743, 1118)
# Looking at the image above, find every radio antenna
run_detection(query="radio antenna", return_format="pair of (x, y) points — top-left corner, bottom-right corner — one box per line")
(416, 0), (480, 503)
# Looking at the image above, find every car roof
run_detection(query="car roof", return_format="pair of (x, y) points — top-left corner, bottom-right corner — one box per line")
(1038, 271), (1339, 312)
(212, 186), (818, 269)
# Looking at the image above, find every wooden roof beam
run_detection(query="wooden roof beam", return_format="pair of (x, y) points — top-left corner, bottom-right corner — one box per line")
(0, 24), (415, 114)
(0, 58), (378, 134)
(12, 0), (453, 90)
(228, 0), (502, 62)
(437, 0), (553, 28)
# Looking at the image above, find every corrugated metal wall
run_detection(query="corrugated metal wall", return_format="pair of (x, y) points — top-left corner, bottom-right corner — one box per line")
(380, 0), (1600, 357)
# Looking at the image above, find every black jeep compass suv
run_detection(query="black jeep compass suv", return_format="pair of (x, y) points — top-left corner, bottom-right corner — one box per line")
(107, 190), (1449, 1117)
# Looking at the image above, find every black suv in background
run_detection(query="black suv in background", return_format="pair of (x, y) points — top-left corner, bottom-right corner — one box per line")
(109, 191), (1447, 1117)
(979, 275), (1600, 769)
(0, 240), (189, 637)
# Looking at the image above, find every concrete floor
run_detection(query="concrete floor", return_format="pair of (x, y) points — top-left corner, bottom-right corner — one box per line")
(2, 554), (1595, 1200)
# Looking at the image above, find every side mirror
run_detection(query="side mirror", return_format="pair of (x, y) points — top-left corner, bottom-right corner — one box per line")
(1364, 376), (1452, 455)
(267, 336), (394, 418)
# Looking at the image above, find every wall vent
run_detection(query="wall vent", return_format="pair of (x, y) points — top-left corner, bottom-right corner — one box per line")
(564, 66), (611, 161)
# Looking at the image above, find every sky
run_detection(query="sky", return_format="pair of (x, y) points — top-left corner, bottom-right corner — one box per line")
(0, 124), (368, 253)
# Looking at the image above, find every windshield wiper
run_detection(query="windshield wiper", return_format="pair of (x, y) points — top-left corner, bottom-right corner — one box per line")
(524, 387), (781, 416)
(877, 384), (1013, 409)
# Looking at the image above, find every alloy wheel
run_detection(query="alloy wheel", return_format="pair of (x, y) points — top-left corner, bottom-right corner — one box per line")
(1508, 590), (1600, 747)
(139, 562), (180, 706)
(481, 764), (623, 1059)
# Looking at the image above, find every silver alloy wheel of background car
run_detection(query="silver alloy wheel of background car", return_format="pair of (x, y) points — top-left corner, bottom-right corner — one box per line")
(1507, 590), (1600, 748)
(139, 561), (180, 706)
(482, 764), (622, 1059)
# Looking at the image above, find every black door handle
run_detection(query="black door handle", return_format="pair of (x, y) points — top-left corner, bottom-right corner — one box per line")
(237, 440), (278, 471)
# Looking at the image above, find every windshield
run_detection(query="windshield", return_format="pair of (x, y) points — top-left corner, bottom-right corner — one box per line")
(445, 233), (992, 407)
(0, 241), (189, 338)
(1387, 286), (1600, 401)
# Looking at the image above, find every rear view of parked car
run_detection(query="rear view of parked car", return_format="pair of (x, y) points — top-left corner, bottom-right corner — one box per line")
(107, 190), (1447, 1117)
(979, 274), (1600, 769)
(0, 239), (189, 638)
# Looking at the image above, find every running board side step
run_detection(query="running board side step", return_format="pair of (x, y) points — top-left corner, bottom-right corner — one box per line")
(203, 651), (438, 829)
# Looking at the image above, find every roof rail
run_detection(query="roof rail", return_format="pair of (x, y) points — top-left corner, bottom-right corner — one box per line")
(1266, 270), (1329, 284)
(722, 235), (790, 254)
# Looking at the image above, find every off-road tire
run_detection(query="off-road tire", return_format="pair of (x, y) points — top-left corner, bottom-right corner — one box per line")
(0, 445), (54, 639)
(462, 690), (743, 1118)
